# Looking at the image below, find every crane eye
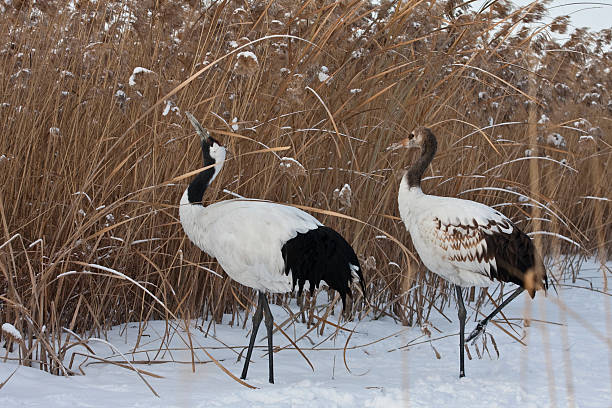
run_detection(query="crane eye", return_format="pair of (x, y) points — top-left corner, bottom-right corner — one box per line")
(408, 133), (414, 140)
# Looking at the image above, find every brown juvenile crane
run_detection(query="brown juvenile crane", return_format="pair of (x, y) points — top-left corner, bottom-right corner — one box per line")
(389, 127), (548, 378)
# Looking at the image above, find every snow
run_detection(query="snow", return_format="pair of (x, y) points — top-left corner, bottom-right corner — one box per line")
(318, 71), (330, 82)
(162, 100), (172, 116)
(236, 51), (257, 64)
(318, 66), (330, 82)
(1, 323), (22, 341)
(537, 114), (549, 124)
(545, 132), (566, 148)
(333, 183), (352, 207)
(129, 67), (154, 86)
(0, 260), (611, 407)
(279, 157), (306, 176)
(162, 100), (179, 117)
(27, 238), (42, 248)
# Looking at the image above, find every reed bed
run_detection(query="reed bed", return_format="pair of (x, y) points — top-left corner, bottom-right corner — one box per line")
(0, 0), (610, 375)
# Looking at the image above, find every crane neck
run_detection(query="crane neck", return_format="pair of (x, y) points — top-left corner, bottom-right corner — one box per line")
(404, 132), (437, 188)
(187, 143), (217, 205)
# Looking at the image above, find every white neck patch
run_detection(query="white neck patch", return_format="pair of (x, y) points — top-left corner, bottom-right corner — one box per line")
(209, 142), (226, 183)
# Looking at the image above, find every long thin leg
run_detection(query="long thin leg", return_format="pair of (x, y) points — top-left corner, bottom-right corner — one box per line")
(456, 285), (466, 378)
(261, 292), (275, 384)
(466, 287), (524, 343)
(240, 292), (264, 380)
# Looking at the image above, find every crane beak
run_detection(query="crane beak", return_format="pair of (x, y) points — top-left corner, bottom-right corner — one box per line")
(386, 137), (417, 151)
(185, 112), (211, 143)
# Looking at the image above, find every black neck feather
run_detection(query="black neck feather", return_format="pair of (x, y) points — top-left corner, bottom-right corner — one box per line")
(405, 131), (437, 188)
(187, 142), (215, 205)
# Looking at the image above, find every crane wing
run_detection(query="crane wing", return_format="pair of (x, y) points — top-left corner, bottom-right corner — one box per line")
(180, 198), (322, 292)
(420, 197), (514, 282)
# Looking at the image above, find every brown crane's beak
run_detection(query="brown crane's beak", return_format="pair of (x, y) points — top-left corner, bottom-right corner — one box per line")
(386, 136), (419, 151)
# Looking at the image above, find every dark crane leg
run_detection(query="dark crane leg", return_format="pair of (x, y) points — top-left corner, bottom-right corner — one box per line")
(455, 285), (466, 378)
(261, 292), (275, 384)
(240, 291), (265, 381)
(466, 287), (524, 343)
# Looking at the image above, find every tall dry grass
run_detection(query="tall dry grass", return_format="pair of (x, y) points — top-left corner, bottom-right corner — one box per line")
(0, 0), (610, 374)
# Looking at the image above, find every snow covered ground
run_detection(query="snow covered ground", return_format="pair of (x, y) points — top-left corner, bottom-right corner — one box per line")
(1, 259), (610, 407)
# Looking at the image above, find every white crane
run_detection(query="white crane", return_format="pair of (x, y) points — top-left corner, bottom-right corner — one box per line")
(179, 112), (365, 384)
(389, 127), (547, 378)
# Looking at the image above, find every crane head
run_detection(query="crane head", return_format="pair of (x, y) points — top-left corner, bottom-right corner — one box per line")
(387, 126), (433, 151)
(185, 112), (226, 174)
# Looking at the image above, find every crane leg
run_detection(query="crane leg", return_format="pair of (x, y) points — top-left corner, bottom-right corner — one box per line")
(466, 287), (524, 343)
(456, 285), (466, 378)
(261, 292), (275, 384)
(240, 291), (265, 380)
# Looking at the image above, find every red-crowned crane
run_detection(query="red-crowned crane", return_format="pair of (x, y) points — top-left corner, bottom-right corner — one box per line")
(389, 127), (547, 378)
(179, 113), (365, 384)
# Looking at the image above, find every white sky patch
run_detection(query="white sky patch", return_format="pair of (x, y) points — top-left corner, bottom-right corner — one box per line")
(471, 0), (611, 40)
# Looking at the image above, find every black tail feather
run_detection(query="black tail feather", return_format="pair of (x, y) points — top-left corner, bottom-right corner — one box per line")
(281, 226), (365, 309)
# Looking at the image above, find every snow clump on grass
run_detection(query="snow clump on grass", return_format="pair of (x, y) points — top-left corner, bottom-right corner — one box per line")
(546, 133), (566, 148)
(114, 89), (128, 111)
(234, 51), (258, 76)
(318, 65), (330, 83)
(2, 322), (22, 341)
(129, 67), (155, 87)
(279, 157), (306, 177)
(333, 183), (352, 208)
(162, 100), (179, 117)
(49, 127), (60, 137)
